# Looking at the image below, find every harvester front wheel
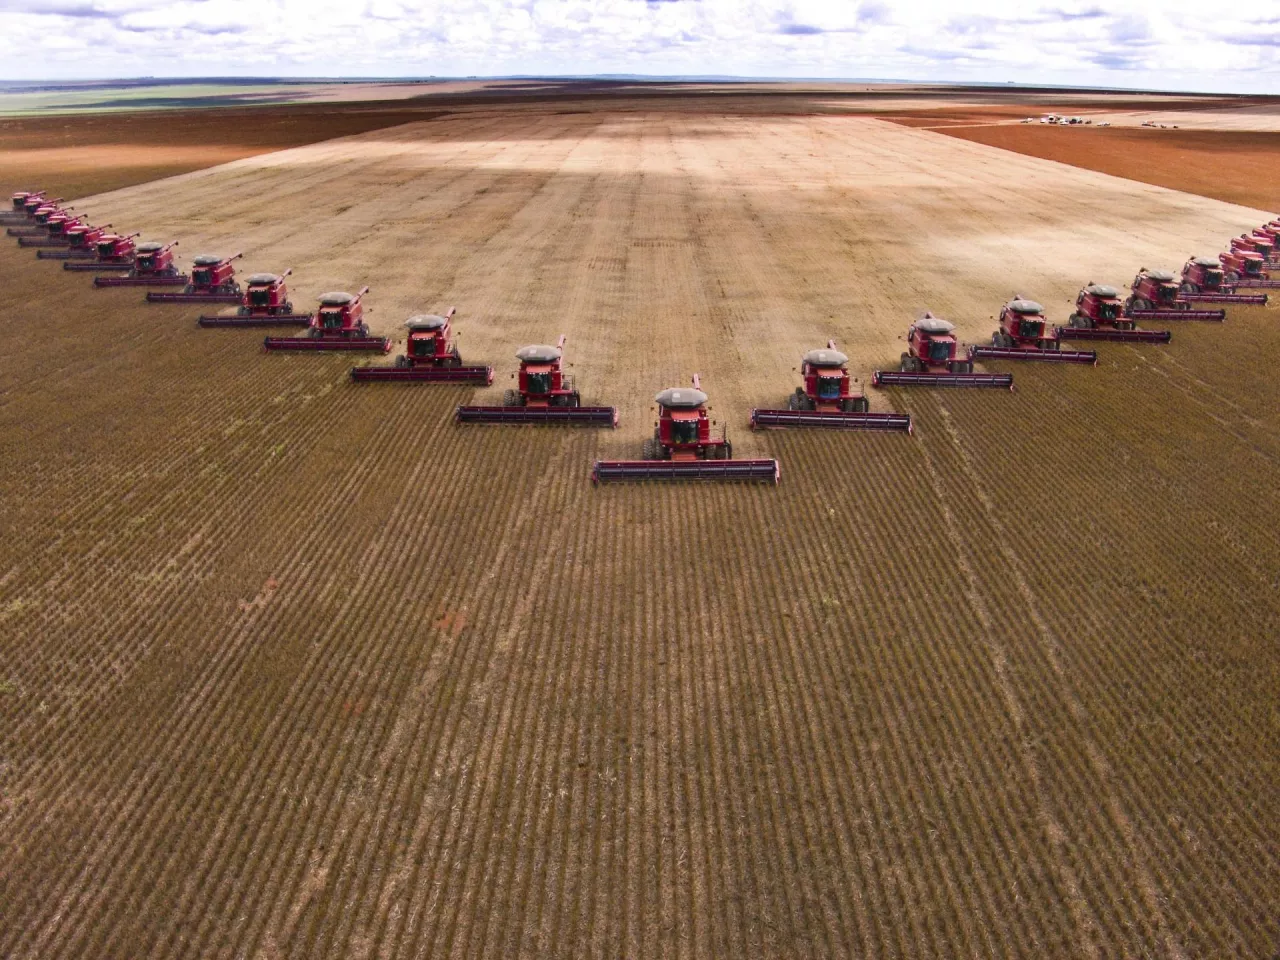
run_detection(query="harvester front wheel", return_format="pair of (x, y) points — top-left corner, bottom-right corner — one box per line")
(1180, 282), (1196, 296)
(502, 389), (521, 407)
(641, 438), (662, 461)
(847, 396), (870, 413)
(445, 348), (462, 367)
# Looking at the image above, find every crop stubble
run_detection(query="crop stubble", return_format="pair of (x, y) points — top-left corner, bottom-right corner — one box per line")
(1, 107), (1278, 958)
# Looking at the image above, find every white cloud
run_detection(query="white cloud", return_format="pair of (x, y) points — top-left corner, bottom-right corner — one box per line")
(0, 0), (1275, 93)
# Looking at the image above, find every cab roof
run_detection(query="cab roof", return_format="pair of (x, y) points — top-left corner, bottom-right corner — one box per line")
(802, 347), (848, 367)
(246, 273), (281, 284)
(406, 314), (449, 331)
(516, 344), (562, 364)
(1085, 283), (1119, 298)
(1007, 298), (1044, 315)
(1191, 256), (1219, 268)
(915, 315), (955, 335)
(1143, 269), (1176, 282)
(192, 254), (225, 266)
(136, 241), (166, 253)
(318, 291), (356, 306)
(655, 387), (708, 409)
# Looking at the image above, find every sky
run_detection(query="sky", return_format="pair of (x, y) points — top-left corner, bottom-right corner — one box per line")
(0, 0), (1277, 94)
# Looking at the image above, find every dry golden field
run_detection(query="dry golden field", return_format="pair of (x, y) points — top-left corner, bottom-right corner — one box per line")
(1, 90), (1278, 958)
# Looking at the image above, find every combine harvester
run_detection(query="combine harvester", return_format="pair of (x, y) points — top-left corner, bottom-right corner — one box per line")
(1218, 248), (1280, 290)
(62, 232), (142, 272)
(36, 222), (114, 260)
(750, 341), (913, 431)
(1060, 284), (1171, 343)
(199, 270), (311, 327)
(16, 211), (83, 248)
(593, 375), (778, 483)
(146, 253), (243, 304)
(8, 200), (69, 238)
(1174, 258), (1252, 311)
(968, 298), (1097, 365)
(3, 191), (46, 223)
(872, 315), (1013, 389)
(1127, 269), (1229, 320)
(93, 241), (186, 287)
(1230, 233), (1279, 269)
(352, 308), (492, 384)
(457, 335), (614, 424)
(263, 287), (389, 352)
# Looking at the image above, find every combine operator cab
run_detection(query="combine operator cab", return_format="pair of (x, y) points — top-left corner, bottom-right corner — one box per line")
(351, 309), (493, 383)
(263, 287), (389, 351)
(315, 289), (369, 336)
(199, 270), (311, 326)
(967, 298), (1097, 365)
(750, 340), (912, 431)
(190, 253), (242, 293)
(1127, 269), (1182, 313)
(874, 314), (1013, 388)
(93, 240), (187, 287)
(146, 253), (244, 303)
(455, 335), (615, 423)
(593, 375), (778, 483)
(1059, 283), (1171, 343)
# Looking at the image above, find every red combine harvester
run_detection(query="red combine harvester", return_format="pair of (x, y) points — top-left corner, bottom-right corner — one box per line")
(1220, 249), (1280, 290)
(352, 308), (493, 384)
(62, 232), (142, 271)
(872, 314), (1013, 388)
(36, 222), (114, 260)
(93, 241), (187, 287)
(146, 253), (244, 303)
(8, 200), (68, 237)
(968, 298), (1097, 365)
(1230, 233), (1277, 267)
(1176, 257), (1267, 305)
(199, 270), (311, 326)
(4, 191), (45, 221)
(456, 335), (616, 424)
(593, 375), (778, 483)
(16, 212), (84, 247)
(263, 287), (389, 352)
(1125, 268), (1231, 320)
(750, 340), (913, 431)
(1058, 284), (1171, 343)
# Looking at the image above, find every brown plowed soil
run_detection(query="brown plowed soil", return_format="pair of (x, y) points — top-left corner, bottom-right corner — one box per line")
(2, 94), (1279, 958)
(924, 124), (1280, 213)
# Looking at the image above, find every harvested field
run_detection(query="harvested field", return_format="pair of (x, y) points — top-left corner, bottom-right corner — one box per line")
(2, 97), (1279, 959)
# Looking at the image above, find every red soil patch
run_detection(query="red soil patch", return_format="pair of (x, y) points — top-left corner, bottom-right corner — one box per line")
(900, 122), (1280, 213)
